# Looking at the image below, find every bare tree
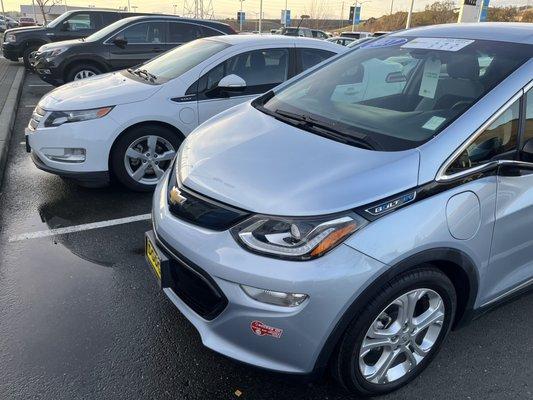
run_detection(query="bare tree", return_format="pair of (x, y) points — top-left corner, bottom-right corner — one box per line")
(304, 0), (330, 29)
(35, 0), (62, 25)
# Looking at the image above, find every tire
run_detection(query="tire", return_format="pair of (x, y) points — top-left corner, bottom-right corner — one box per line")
(23, 46), (38, 70)
(65, 64), (104, 83)
(111, 124), (183, 192)
(331, 267), (456, 397)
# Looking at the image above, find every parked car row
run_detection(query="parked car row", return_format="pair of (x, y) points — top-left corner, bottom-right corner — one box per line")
(20, 18), (533, 398)
(0, 15), (20, 32)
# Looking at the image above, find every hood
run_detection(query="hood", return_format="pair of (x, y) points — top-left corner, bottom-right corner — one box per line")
(39, 72), (162, 111)
(5, 25), (44, 35)
(39, 39), (83, 52)
(179, 103), (420, 216)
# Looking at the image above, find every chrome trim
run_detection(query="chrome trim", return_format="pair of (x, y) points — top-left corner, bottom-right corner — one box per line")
(482, 278), (533, 307)
(103, 20), (227, 45)
(436, 90), (524, 182)
(524, 79), (533, 94)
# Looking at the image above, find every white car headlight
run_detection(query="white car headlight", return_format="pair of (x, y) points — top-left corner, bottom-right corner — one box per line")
(231, 213), (367, 260)
(44, 106), (114, 128)
(5, 33), (16, 43)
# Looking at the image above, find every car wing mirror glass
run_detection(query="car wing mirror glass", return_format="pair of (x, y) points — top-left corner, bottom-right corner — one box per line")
(217, 74), (247, 92)
(60, 21), (70, 31)
(113, 37), (128, 48)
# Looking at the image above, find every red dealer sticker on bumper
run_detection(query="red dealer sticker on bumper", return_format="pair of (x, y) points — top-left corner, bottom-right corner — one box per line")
(250, 320), (283, 339)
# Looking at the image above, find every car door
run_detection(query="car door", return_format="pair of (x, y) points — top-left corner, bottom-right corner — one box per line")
(107, 21), (168, 70)
(53, 12), (102, 42)
(484, 85), (533, 303)
(193, 47), (293, 124)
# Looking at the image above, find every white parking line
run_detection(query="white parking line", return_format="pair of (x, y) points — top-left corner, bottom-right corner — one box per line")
(9, 213), (151, 242)
(28, 84), (52, 87)
(24, 104), (37, 108)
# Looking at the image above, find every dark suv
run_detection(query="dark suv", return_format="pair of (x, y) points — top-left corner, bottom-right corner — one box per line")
(32, 15), (236, 86)
(2, 9), (146, 68)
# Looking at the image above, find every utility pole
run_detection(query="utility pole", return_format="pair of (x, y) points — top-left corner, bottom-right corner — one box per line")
(0, 0), (5, 23)
(390, 0), (394, 14)
(406, 0), (415, 28)
(239, 0), (244, 32)
(173, 4), (177, 14)
(258, 0), (263, 33)
(339, 1), (344, 29)
(32, 0), (37, 22)
(127, 0), (131, 12)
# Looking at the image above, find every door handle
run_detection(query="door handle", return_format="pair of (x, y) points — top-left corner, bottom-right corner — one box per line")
(151, 47), (164, 52)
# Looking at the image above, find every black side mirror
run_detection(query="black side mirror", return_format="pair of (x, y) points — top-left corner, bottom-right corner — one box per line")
(113, 37), (128, 48)
(60, 21), (70, 31)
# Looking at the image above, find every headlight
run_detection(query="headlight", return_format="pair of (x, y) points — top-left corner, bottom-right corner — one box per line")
(44, 106), (114, 127)
(231, 212), (367, 260)
(5, 33), (16, 43)
(41, 47), (67, 59)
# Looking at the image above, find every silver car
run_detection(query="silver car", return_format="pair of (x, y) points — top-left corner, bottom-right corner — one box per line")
(145, 23), (533, 396)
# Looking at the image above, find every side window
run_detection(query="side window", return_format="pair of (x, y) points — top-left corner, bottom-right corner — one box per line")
(64, 13), (96, 31)
(300, 48), (335, 71)
(447, 98), (520, 174)
(114, 22), (167, 44)
(169, 23), (220, 43)
(191, 48), (290, 98)
(523, 89), (533, 143)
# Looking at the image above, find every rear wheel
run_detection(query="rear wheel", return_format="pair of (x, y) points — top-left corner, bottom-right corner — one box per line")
(111, 125), (183, 192)
(331, 267), (456, 396)
(66, 64), (103, 82)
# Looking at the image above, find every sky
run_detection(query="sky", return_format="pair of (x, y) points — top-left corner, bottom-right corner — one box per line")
(2, 0), (532, 20)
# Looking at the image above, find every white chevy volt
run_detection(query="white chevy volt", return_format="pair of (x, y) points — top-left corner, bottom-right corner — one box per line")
(26, 35), (344, 190)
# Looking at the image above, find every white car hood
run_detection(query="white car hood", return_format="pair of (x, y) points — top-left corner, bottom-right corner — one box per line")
(39, 72), (162, 111)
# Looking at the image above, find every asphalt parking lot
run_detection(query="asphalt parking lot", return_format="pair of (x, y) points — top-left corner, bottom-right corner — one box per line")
(0, 71), (532, 400)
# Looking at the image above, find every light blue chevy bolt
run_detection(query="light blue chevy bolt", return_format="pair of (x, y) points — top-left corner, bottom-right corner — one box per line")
(145, 23), (533, 396)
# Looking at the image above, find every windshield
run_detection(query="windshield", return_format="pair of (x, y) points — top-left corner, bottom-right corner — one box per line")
(84, 18), (131, 42)
(259, 37), (532, 151)
(134, 39), (230, 83)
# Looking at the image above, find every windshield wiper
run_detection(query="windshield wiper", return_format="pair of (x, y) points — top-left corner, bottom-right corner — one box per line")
(274, 109), (376, 150)
(128, 68), (157, 83)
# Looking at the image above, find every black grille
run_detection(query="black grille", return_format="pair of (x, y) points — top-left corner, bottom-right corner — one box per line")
(157, 235), (227, 320)
(167, 173), (250, 231)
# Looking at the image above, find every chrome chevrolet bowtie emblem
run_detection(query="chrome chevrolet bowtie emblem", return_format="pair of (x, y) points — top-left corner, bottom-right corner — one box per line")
(169, 186), (187, 206)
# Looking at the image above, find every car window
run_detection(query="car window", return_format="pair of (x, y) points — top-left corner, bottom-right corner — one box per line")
(523, 88), (533, 143)
(115, 21), (167, 44)
(168, 22), (218, 43)
(299, 48), (336, 71)
(261, 38), (531, 151)
(64, 13), (97, 31)
(446, 98), (520, 174)
(192, 48), (290, 97)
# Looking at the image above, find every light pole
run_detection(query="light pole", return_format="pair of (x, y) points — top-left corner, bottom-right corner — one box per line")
(131, 5), (138, 12)
(390, 0), (394, 14)
(127, 0), (131, 12)
(0, 0), (5, 22)
(258, 0), (263, 33)
(239, 0), (244, 32)
(173, 4), (177, 14)
(351, 1), (369, 32)
(406, 0), (415, 28)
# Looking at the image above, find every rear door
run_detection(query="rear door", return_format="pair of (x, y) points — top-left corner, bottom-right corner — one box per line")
(107, 20), (168, 70)
(192, 46), (293, 124)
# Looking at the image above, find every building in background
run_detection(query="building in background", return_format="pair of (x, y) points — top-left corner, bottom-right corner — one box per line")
(19, 4), (123, 25)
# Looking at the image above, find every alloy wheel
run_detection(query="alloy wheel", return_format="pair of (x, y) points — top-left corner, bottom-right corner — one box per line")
(358, 288), (445, 385)
(124, 135), (176, 186)
(74, 70), (97, 80)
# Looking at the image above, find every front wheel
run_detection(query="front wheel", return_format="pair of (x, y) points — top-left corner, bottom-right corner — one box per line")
(332, 267), (456, 396)
(23, 47), (38, 70)
(66, 64), (103, 82)
(111, 125), (183, 192)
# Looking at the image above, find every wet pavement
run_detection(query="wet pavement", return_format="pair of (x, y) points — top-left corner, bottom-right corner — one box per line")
(0, 72), (532, 400)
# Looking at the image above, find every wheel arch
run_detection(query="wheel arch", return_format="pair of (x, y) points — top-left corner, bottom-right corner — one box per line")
(23, 39), (47, 50)
(108, 120), (185, 178)
(312, 247), (479, 376)
(63, 58), (109, 82)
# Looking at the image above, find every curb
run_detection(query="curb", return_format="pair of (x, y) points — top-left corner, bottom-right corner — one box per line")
(0, 66), (25, 188)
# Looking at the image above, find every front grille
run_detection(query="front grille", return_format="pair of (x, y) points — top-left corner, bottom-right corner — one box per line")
(157, 235), (228, 320)
(28, 106), (46, 131)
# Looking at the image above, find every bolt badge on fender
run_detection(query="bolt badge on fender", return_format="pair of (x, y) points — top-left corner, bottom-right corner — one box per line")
(250, 320), (283, 339)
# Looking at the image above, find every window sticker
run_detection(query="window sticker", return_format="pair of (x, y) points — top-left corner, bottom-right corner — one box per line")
(402, 37), (474, 52)
(419, 57), (441, 99)
(360, 37), (409, 49)
(423, 116), (446, 131)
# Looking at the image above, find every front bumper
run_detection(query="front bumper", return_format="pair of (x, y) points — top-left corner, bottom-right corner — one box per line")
(148, 174), (387, 374)
(2, 43), (21, 61)
(26, 108), (121, 181)
(33, 55), (64, 85)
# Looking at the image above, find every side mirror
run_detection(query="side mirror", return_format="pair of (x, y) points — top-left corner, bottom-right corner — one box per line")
(217, 74), (246, 92)
(60, 21), (70, 31)
(522, 138), (533, 161)
(112, 37), (128, 48)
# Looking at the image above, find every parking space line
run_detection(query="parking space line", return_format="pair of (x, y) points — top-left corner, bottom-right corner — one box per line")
(8, 214), (151, 242)
(28, 84), (52, 87)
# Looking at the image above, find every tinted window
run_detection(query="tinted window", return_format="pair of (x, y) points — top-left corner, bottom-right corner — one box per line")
(102, 13), (120, 26)
(115, 21), (167, 44)
(168, 23), (220, 42)
(195, 48), (289, 96)
(64, 13), (97, 31)
(261, 38), (531, 151)
(447, 98), (520, 174)
(300, 48), (335, 70)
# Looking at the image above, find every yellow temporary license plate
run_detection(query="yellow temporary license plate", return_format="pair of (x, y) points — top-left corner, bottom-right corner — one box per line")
(146, 236), (161, 280)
